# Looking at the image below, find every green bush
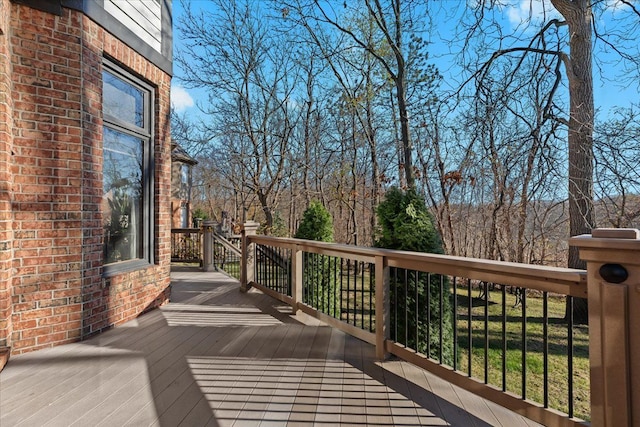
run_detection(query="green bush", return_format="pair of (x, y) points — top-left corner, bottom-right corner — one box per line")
(270, 211), (289, 237)
(191, 208), (210, 227)
(375, 187), (454, 364)
(295, 200), (333, 242)
(295, 201), (339, 317)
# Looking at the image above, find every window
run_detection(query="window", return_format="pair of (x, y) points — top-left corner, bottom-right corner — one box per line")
(180, 163), (189, 198)
(102, 60), (154, 272)
(180, 203), (188, 228)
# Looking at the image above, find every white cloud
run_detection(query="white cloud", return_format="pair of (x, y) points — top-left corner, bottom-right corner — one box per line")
(507, 0), (559, 27)
(171, 85), (194, 111)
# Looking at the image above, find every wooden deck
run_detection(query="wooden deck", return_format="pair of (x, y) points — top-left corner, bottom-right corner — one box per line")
(1, 267), (543, 426)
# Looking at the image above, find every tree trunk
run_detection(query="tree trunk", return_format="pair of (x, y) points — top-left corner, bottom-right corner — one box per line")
(395, 69), (414, 190)
(257, 190), (273, 233)
(551, 0), (595, 324)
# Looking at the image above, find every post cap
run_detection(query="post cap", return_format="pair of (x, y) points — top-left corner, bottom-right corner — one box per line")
(570, 228), (640, 265)
(591, 228), (640, 239)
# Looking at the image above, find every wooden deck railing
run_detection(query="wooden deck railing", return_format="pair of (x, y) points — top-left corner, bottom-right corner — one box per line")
(170, 228), (202, 263)
(211, 232), (241, 280)
(239, 223), (640, 427)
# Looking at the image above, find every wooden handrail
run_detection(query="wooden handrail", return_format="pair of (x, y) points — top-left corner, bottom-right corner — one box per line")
(248, 235), (587, 297)
(171, 228), (201, 234)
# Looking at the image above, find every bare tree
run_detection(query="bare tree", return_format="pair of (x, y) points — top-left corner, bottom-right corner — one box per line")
(456, 0), (640, 322)
(281, 0), (435, 189)
(176, 0), (301, 232)
(594, 105), (640, 228)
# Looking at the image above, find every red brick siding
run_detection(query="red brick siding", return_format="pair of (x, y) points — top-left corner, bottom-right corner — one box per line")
(0, 0), (14, 349)
(4, 4), (171, 354)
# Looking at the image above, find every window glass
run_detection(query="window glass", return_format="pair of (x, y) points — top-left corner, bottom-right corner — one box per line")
(103, 128), (144, 263)
(180, 205), (188, 228)
(102, 61), (153, 269)
(103, 70), (144, 127)
(181, 164), (189, 185)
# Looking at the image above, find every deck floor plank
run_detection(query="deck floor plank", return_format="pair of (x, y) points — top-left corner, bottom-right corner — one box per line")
(0, 268), (549, 427)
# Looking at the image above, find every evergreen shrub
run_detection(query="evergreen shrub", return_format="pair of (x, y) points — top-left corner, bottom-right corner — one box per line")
(375, 187), (454, 364)
(295, 201), (339, 317)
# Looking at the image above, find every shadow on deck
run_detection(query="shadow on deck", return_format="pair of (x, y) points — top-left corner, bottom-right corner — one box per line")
(0, 266), (541, 426)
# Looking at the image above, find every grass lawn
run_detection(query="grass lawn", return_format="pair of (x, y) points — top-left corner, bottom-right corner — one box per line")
(219, 260), (241, 279)
(454, 286), (590, 421)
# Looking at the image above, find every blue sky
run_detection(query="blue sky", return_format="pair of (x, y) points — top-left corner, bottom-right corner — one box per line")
(169, 0), (638, 118)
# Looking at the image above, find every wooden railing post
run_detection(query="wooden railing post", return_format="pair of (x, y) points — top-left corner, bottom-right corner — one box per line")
(240, 221), (259, 292)
(291, 244), (303, 314)
(570, 228), (640, 427)
(375, 255), (390, 361)
(202, 221), (216, 272)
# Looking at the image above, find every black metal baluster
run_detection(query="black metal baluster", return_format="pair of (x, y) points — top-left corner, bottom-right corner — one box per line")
(288, 249), (292, 296)
(338, 258), (342, 316)
(326, 255), (331, 314)
(439, 274), (444, 364)
(522, 289), (527, 400)
(568, 296), (574, 418)
(310, 251), (315, 304)
(307, 252), (312, 307)
(280, 247), (285, 294)
(468, 278), (472, 377)
(393, 267), (398, 341)
(264, 246), (268, 287)
(272, 246), (276, 290)
(415, 272), (420, 351)
(257, 245), (261, 285)
(334, 256), (338, 317)
(264, 246), (268, 289)
(347, 259), (351, 323)
(322, 254), (327, 314)
(353, 260), (358, 327)
(369, 263), (374, 332)
(453, 276), (458, 371)
(502, 284), (507, 391)
(404, 269), (408, 346)
(319, 253), (323, 313)
(353, 260), (358, 326)
(543, 291), (549, 408)
(254, 245), (257, 284)
(267, 246), (271, 290)
(360, 262), (365, 330)
(331, 256), (336, 317)
(316, 253), (321, 311)
(427, 273), (431, 358)
(484, 282), (489, 384)
(276, 247), (279, 291)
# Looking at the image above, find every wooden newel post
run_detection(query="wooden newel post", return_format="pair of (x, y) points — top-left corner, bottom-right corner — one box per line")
(241, 221), (259, 292)
(291, 244), (303, 315)
(202, 220), (216, 272)
(375, 255), (390, 361)
(570, 228), (640, 427)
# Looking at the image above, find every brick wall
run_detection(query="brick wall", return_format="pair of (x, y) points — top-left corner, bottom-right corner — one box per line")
(4, 4), (172, 354)
(0, 0), (14, 350)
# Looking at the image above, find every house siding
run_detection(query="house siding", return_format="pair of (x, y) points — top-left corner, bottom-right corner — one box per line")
(0, 0), (15, 350)
(104, 0), (162, 53)
(0, 2), (172, 355)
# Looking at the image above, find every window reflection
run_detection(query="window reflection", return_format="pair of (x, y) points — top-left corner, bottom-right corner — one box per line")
(102, 61), (152, 268)
(102, 128), (143, 263)
(103, 71), (144, 127)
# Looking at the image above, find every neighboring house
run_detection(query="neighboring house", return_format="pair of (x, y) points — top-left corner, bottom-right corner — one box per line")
(0, 0), (173, 357)
(171, 142), (197, 228)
